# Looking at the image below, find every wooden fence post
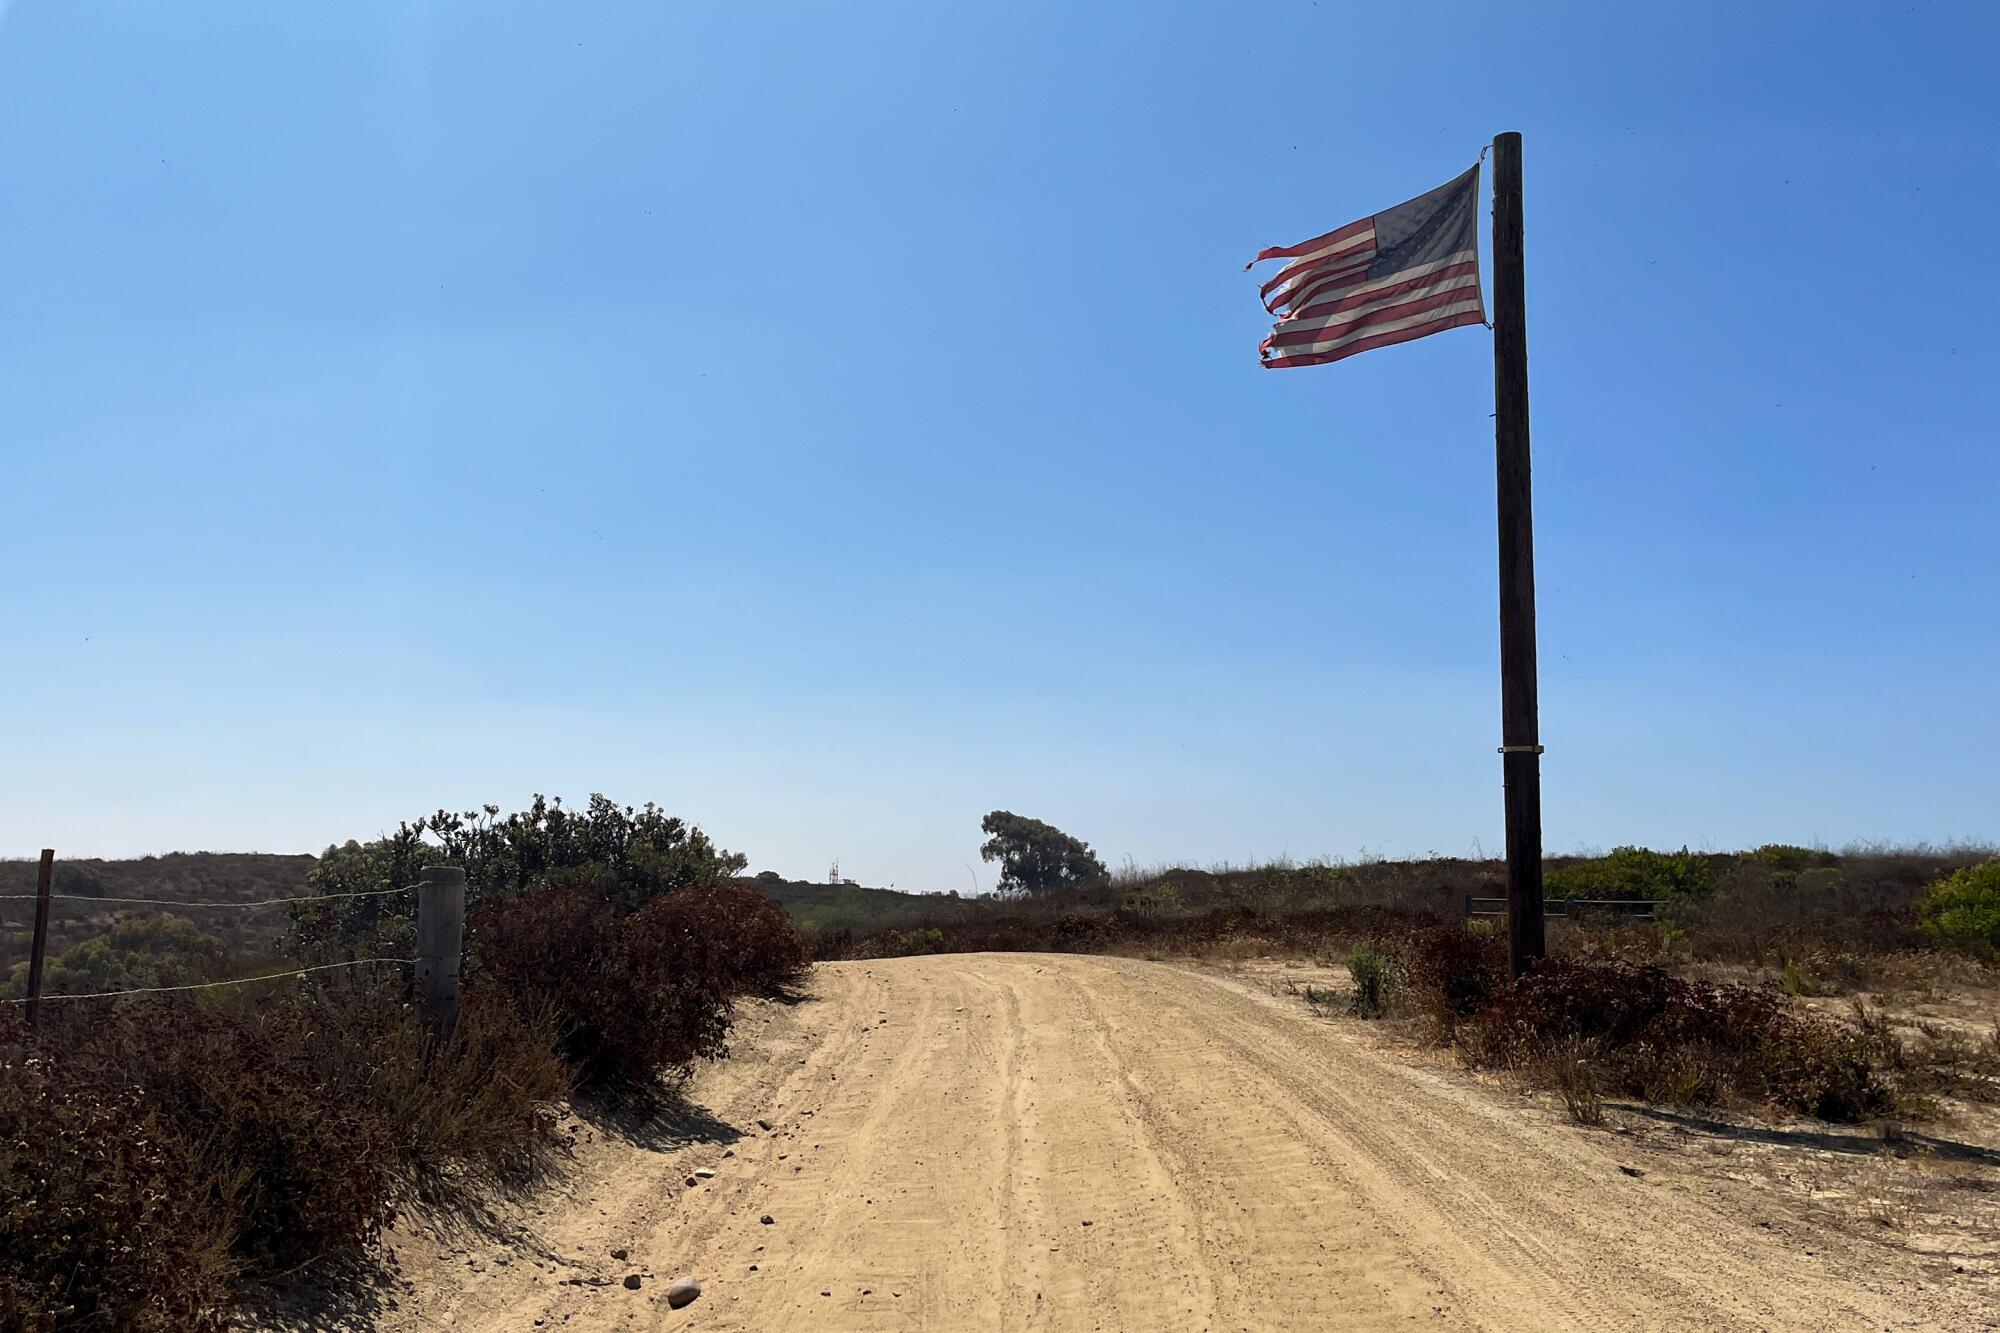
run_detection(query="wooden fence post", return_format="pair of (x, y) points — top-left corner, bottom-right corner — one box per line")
(415, 866), (464, 1035)
(24, 849), (54, 1029)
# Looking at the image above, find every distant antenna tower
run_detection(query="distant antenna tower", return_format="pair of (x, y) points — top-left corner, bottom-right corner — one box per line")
(828, 859), (840, 885)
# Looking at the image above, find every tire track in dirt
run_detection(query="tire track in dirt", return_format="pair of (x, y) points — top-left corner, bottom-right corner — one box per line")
(1076, 956), (1959, 1331)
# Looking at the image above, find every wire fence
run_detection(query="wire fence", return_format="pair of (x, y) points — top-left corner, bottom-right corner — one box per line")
(0, 886), (415, 908)
(3, 878), (430, 1006)
(0, 957), (417, 1005)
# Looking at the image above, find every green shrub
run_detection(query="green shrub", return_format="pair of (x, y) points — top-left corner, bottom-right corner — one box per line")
(1918, 859), (2000, 952)
(3, 912), (224, 999)
(0, 798), (804, 1325)
(1346, 944), (1389, 1018)
(287, 794), (747, 961)
(882, 927), (948, 957)
(1295, 983), (1343, 1011)
(1545, 846), (1712, 902)
(1750, 843), (1829, 872)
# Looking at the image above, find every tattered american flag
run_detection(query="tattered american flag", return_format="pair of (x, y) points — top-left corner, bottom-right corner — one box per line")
(1249, 164), (1485, 369)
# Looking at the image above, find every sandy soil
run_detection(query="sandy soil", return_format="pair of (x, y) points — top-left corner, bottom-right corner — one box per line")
(331, 954), (1997, 1332)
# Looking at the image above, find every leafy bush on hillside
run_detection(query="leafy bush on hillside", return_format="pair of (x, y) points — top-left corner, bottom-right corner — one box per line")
(1752, 842), (1832, 867)
(3, 912), (224, 999)
(287, 794), (747, 960)
(880, 927), (948, 957)
(806, 926), (855, 960)
(1346, 944), (1389, 1018)
(1919, 859), (2000, 952)
(1544, 846), (1711, 901)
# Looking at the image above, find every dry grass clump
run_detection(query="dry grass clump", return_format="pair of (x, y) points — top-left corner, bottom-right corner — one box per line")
(0, 1025), (236, 1330)
(1458, 957), (1899, 1121)
(0, 983), (568, 1330)
(1424, 953), (1998, 1125)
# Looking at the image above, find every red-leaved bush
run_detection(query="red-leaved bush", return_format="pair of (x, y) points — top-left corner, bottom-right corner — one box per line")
(636, 882), (810, 998)
(1395, 925), (1509, 1035)
(1465, 958), (1898, 1121)
(467, 880), (807, 1093)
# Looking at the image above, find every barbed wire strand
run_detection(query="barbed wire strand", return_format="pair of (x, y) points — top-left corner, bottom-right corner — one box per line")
(0, 885), (421, 909)
(0, 957), (417, 1005)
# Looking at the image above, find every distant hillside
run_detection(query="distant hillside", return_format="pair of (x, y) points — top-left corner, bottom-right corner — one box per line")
(0, 852), (315, 968)
(742, 875), (977, 935)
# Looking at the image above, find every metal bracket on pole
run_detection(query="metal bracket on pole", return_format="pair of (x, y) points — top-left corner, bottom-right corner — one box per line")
(1497, 745), (1545, 754)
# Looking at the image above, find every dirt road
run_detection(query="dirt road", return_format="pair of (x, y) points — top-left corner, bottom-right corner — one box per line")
(369, 954), (1982, 1331)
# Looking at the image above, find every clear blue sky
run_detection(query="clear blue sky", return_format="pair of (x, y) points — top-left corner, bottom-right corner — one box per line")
(3, 2), (1995, 887)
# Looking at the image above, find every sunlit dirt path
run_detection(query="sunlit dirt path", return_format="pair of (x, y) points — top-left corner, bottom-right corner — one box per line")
(358, 954), (1970, 1332)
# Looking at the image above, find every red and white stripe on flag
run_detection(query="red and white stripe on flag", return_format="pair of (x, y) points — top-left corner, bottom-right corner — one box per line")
(1248, 164), (1486, 369)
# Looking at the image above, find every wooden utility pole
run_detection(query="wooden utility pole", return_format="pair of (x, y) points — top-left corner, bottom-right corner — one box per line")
(415, 865), (464, 1035)
(1490, 131), (1545, 978)
(25, 849), (54, 1028)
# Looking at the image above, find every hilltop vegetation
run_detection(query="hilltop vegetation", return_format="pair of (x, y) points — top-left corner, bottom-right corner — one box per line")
(2, 912), (225, 1000)
(749, 872), (972, 935)
(812, 843), (2000, 971)
(0, 852), (313, 970)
